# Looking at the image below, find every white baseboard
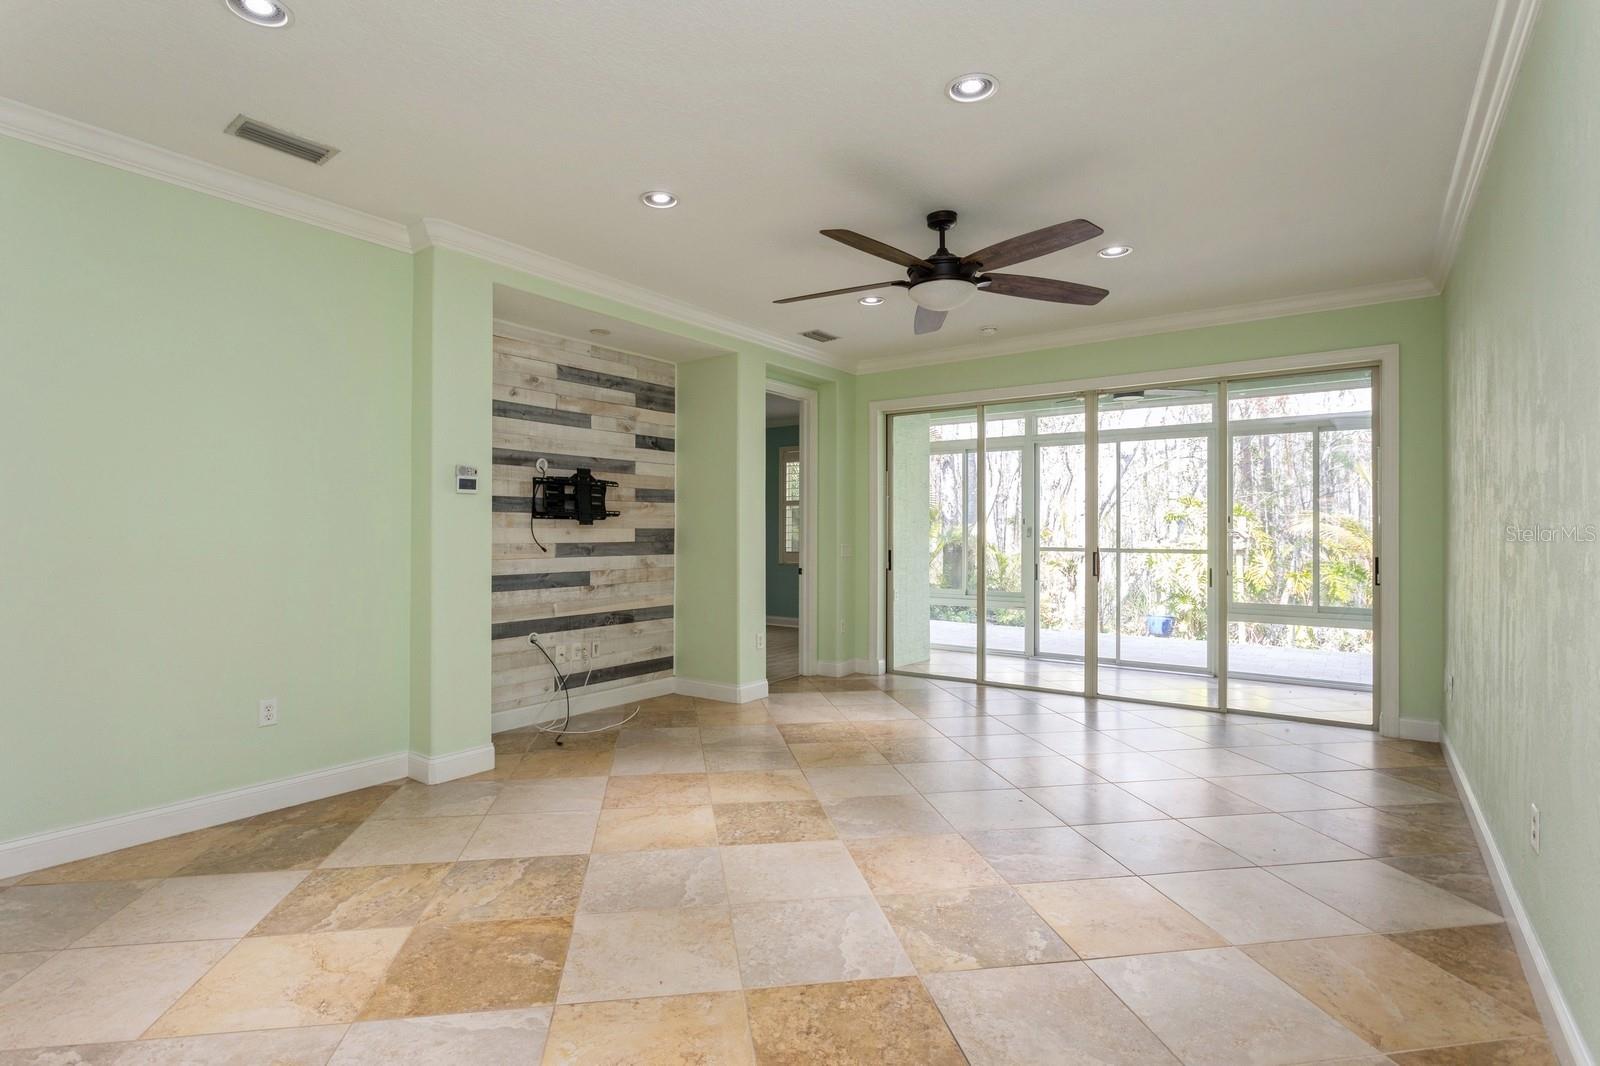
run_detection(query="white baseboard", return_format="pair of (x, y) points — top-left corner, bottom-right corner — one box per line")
(814, 658), (881, 678)
(1391, 717), (1443, 742)
(0, 751), (409, 880)
(1444, 736), (1595, 1066)
(492, 676), (676, 734)
(765, 616), (799, 628)
(407, 745), (496, 785)
(674, 677), (768, 704)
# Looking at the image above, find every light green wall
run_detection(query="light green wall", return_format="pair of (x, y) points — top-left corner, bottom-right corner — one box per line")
(1443, 0), (1598, 1048)
(0, 135), (414, 839)
(890, 413), (932, 666)
(766, 426), (800, 619)
(676, 354), (743, 685)
(851, 297), (1448, 726)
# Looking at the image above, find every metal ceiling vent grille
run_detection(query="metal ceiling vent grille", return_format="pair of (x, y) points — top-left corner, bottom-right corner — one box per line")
(224, 115), (338, 165)
(800, 329), (839, 342)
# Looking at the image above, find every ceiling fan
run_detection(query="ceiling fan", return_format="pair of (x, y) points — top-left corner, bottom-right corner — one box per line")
(774, 210), (1109, 335)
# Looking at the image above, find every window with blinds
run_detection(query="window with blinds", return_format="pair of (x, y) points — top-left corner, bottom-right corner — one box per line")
(779, 445), (801, 564)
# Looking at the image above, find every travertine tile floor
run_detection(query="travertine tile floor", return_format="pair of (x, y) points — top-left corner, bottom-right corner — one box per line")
(0, 675), (1559, 1064)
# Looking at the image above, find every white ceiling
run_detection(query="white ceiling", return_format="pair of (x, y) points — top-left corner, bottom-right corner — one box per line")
(493, 286), (731, 364)
(2, 0), (1497, 369)
(765, 392), (800, 427)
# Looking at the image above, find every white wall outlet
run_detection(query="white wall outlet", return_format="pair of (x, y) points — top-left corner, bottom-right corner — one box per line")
(555, 644), (569, 665)
(756, 630), (767, 651)
(258, 697), (279, 727)
(1530, 803), (1541, 854)
(576, 643), (590, 662)
(590, 641), (601, 659)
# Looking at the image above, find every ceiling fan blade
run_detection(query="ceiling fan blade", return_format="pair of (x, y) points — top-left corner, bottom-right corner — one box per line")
(979, 273), (1109, 305)
(821, 229), (931, 269)
(961, 219), (1103, 270)
(773, 281), (906, 304)
(914, 306), (947, 335)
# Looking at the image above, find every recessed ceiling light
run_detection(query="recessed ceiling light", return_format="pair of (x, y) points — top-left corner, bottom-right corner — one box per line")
(858, 295), (885, 306)
(1098, 245), (1133, 259)
(978, 325), (1000, 335)
(947, 73), (998, 103)
(640, 190), (678, 209)
(225, 0), (292, 27)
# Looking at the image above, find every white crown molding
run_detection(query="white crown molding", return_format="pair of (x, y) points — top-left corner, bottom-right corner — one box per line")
(0, 96), (413, 251)
(853, 277), (1439, 375)
(415, 218), (846, 373)
(1430, 0), (1544, 286)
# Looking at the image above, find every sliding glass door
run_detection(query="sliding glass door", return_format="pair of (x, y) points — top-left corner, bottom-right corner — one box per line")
(884, 364), (1379, 727)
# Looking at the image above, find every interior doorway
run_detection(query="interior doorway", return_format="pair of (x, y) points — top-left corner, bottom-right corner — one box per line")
(764, 385), (816, 681)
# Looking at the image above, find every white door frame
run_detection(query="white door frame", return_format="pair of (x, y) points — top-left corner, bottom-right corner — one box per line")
(867, 343), (1402, 736)
(767, 380), (818, 677)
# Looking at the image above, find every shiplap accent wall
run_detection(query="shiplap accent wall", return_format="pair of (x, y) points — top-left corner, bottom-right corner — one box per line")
(492, 328), (674, 718)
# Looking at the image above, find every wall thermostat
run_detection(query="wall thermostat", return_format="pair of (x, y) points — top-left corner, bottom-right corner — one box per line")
(455, 464), (479, 493)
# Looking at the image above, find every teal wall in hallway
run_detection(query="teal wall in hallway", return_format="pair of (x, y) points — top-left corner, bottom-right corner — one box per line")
(765, 426), (800, 620)
(1443, 0), (1599, 1051)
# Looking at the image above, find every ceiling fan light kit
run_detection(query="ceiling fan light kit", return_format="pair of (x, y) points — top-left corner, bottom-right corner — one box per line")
(775, 209), (1110, 335)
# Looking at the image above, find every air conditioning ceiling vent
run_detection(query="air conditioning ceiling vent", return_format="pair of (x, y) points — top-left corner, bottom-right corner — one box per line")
(225, 115), (338, 165)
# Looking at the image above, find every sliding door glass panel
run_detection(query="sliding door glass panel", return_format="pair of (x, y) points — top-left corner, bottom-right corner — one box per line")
(1037, 429), (1089, 693)
(889, 408), (978, 680)
(1095, 387), (1218, 707)
(1225, 370), (1374, 725)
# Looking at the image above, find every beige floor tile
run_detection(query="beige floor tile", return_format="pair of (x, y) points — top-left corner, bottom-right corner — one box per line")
(332, 1008), (552, 1065)
(1090, 946), (1376, 1064)
(321, 817), (478, 867)
(1117, 779), (1269, 818)
(846, 835), (1004, 896)
(788, 741), (887, 767)
(252, 864), (452, 934)
(1306, 741), (1442, 768)
(419, 856), (588, 923)
(0, 1025), (348, 1065)
(0, 955), (50, 998)
(706, 771), (813, 804)
(558, 907), (740, 1004)
(924, 789), (1063, 831)
(926, 961), (1178, 1065)
(731, 897), (913, 987)
(1388, 1037), (1560, 1065)
(1025, 783), (1167, 825)
(1145, 868), (1369, 943)
(578, 848), (725, 912)
(878, 885), (1074, 972)
(1385, 924), (1541, 1022)
(1150, 748), (1280, 778)
(362, 918), (571, 1018)
(1074, 820), (1251, 874)
(1218, 744), (1365, 774)
(775, 721), (863, 743)
(802, 766), (917, 802)
(17, 827), (234, 886)
(984, 756), (1101, 788)
(591, 806), (715, 853)
(514, 749), (616, 779)
(893, 761), (1010, 793)
(465, 752), (524, 782)
(821, 794), (955, 839)
(371, 781), (502, 819)
(721, 841), (871, 903)
(540, 992), (756, 1065)
(963, 827), (1130, 884)
(1183, 813), (1366, 864)
(608, 733), (706, 776)
(704, 748), (799, 773)
(0, 881), (153, 952)
(1244, 935), (1544, 1053)
(871, 738), (974, 763)
(1205, 772), (1363, 811)
(1270, 859), (1505, 932)
(1381, 851), (1501, 914)
(74, 872), (306, 946)
(1067, 752), (1196, 783)
(176, 822), (362, 875)
(744, 977), (966, 1066)
(463, 812), (599, 859)
(0, 940), (232, 1049)
(489, 777), (609, 814)
(952, 734), (1058, 760)
(713, 801), (835, 845)
(1299, 771), (1456, 807)
(1099, 727), (1213, 751)
(147, 929), (407, 1036)
(1018, 877), (1224, 958)
(602, 773), (712, 808)
(1287, 806), (1481, 857)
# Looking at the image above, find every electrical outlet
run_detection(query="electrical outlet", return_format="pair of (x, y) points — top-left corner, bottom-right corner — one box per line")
(555, 644), (569, 665)
(577, 643), (590, 662)
(590, 641), (601, 659)
(756, 630), (767, 651)
(258, 697), (279, 727)
(1530, 803), (1541, 854)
